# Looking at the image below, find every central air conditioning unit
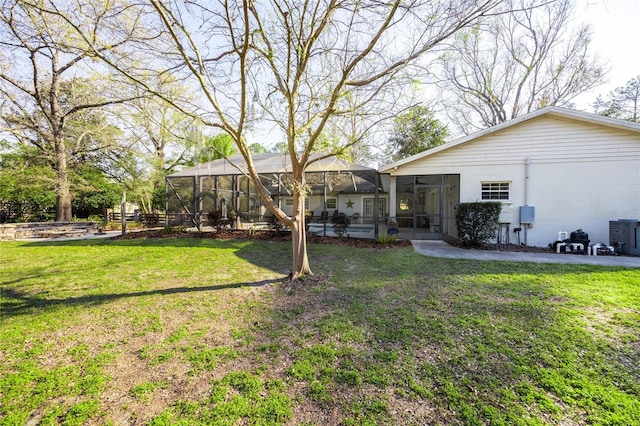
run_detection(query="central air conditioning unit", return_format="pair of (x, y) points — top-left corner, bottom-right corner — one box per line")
(609, 219), (640, 256)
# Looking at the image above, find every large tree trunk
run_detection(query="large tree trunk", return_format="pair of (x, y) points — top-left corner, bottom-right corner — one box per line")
(287, 169), (313, 280)
(55, 186), (73, 222)
(54, 137), (73, 222)
(290, 217), (312, 280)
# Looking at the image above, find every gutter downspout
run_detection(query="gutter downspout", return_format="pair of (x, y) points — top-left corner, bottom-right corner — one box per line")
(523, 157), (531, 246)
(524, 157), (531, 206)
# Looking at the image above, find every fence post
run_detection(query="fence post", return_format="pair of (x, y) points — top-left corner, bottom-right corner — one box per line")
(121, 191), (127, 236)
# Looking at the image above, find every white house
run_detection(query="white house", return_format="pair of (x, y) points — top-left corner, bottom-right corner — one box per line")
(379, 107), (640, 248)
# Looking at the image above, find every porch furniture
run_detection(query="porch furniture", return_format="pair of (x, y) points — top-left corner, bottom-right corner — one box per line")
(318, 211), (329, 222)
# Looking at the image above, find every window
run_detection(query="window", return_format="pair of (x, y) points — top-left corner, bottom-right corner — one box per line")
(326, 198), (337, 209)
(364, 198), (387, 219)
(284, 198), (310, 210)
(481, 182), (510, 200)
(398, 198), (412, 211)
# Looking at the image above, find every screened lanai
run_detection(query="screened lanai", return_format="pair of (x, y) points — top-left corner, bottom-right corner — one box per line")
(166, 153), (390, 238)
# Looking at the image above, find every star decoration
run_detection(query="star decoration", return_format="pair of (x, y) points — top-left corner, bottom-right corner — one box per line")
(346, 199), (354, 209)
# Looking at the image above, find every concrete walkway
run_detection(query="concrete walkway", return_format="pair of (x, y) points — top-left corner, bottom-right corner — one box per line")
(411, 240), (640, 268)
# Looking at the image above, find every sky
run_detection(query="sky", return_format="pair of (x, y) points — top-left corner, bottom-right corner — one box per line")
(572, 0), (640, 110)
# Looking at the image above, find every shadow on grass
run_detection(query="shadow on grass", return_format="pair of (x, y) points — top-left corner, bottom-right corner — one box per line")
(14, 235), (624, 284)
(2, 277), (288, 317)
(260, 269), (640, 425)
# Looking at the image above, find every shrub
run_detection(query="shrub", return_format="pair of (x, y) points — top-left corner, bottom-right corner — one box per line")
(87, 214), (104, 224)
(331, 211), (350, 238)
(208, 209), (236, 231)
(104, 221), (120, 231)
(376, 234), (398, 245)
(455, 202), (501, 247)
(208, 210), (223, 229)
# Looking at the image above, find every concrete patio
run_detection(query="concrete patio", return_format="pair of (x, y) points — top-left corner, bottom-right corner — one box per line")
(411, 240), (640, 268)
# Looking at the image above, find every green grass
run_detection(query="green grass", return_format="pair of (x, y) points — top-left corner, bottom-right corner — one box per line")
(1, 237), (639, 424)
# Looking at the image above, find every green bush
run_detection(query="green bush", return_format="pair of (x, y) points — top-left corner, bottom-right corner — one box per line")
(331, 211), (350, 238)
(455, 202), (501, 247)
(128, 221), (143, 229)
(208, 210), (237, 230)
(207, 210), (225, 230)
(87, 214), (104, 224)
(376, 234), (398, 245)
(104, 221), (120, 231)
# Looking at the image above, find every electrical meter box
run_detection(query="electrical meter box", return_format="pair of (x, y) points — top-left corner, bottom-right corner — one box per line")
(519, 206), (535, 224)
(499, 205), (513, 223)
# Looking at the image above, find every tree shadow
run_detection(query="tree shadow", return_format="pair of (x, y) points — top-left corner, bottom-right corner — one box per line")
(1, 277), (288, 318)
(256, 267), (639, 424)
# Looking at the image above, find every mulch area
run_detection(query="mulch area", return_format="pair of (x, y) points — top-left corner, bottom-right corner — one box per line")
(112, 228), (414, 248)
(112, 229), (557, 252)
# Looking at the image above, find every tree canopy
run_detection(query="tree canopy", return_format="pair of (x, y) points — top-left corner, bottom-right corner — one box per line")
(387, 105), (448, 161)
(0, 141), (119, 222)
(593, 76), (640, 122)
(0, 0), (139, 220)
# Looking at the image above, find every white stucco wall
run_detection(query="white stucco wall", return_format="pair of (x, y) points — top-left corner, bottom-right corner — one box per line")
(388, 116), (640, 247)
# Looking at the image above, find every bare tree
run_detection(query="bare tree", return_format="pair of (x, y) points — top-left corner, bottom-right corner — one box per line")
(51, 0), (503, 279)
(114, 80), (202, 212)
(0, 0), (148, 221)
(437, 0), (606, 134)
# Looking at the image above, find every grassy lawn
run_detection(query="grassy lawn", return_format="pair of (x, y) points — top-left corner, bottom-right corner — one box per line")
(1, 237), (639, 425)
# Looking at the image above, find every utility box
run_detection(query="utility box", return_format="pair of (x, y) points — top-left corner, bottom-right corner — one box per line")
(519, 206), (535, 224)
(499, 205), (513, 223)
(609, 219), (640, 256)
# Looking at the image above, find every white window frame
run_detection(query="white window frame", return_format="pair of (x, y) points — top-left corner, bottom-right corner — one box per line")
(284, 197), (310, 210)
(481, 182), (510, 201)
(326, 198), (337, 209)
(364, 198), (387, 219)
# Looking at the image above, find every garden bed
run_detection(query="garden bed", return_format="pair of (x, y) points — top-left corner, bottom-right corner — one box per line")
(112, 228), (413, 248)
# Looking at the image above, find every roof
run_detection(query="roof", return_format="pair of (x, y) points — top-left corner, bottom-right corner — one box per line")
(168, 152), (376, 178)
(379, 106), (640, 173)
